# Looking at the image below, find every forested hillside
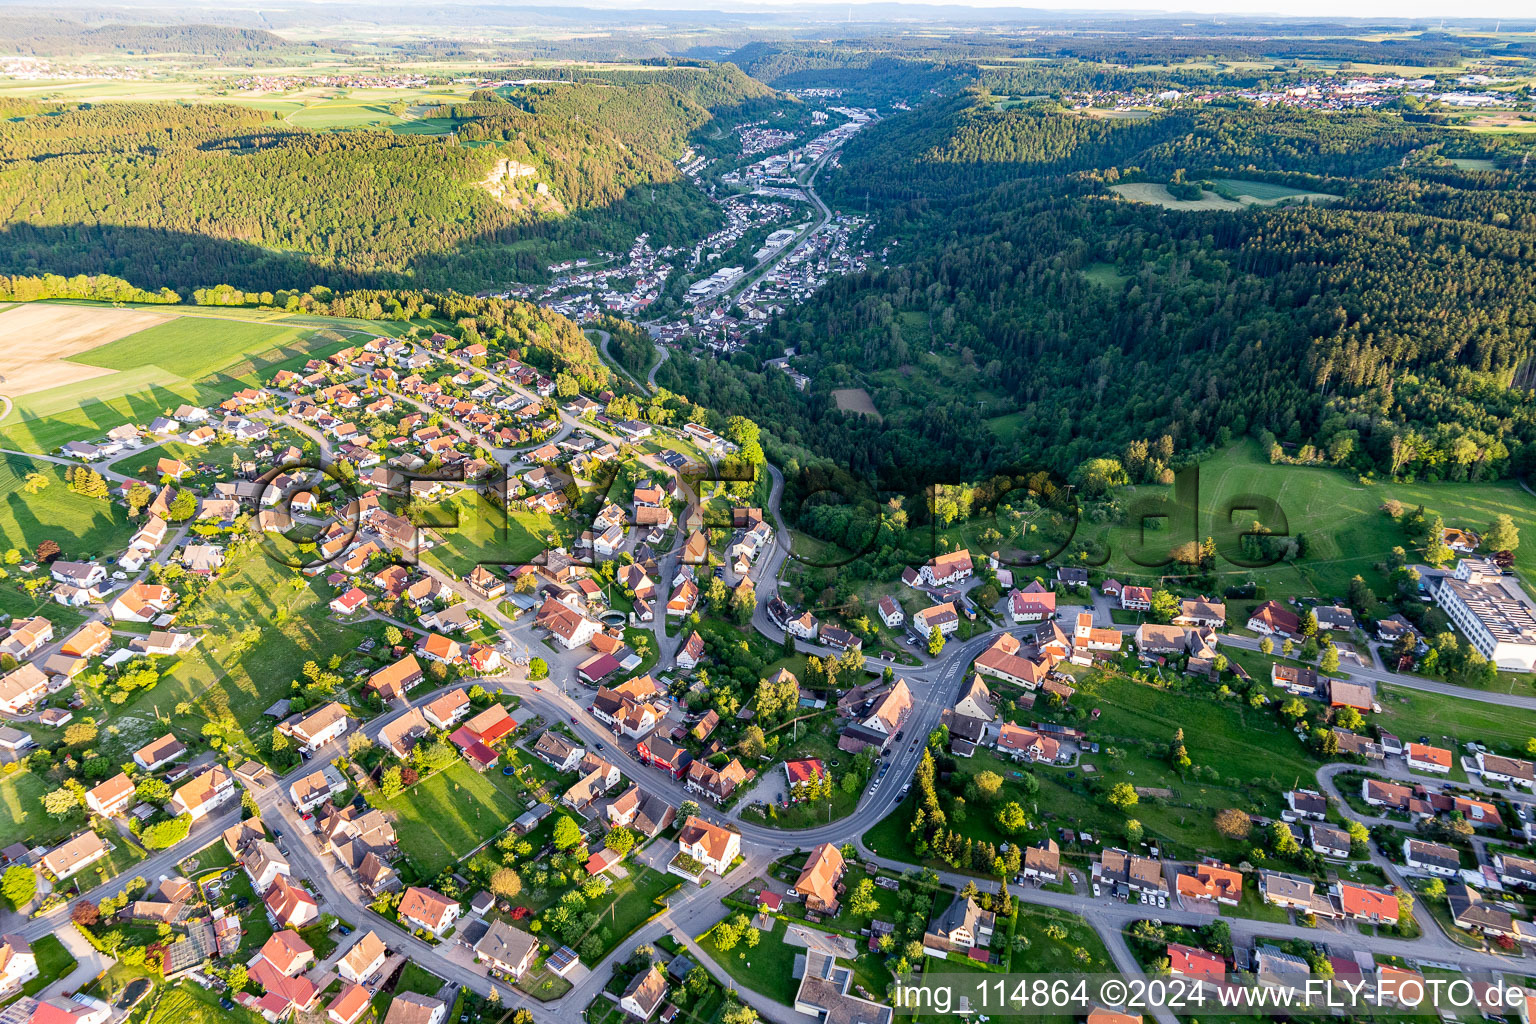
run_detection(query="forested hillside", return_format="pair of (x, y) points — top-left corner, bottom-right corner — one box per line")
(0, 64), (765, 293)
(1, 16), (299, 55)
(828, 93), (1441, 205)
(658, 91), (1536, 490)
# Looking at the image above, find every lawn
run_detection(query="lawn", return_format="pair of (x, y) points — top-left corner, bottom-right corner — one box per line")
(69, 317), (306, 382)
(96, 548), (379, 767)
(1009, 904), (1112, 971)
(1375, 683), (1535, 757)
(0, 452), (137, 558)
(372, 962), (445, 1017)
(0, 767), (85, 849)
(423, 491), (561, 579)
(8, 934), (76, 1001)
(696, 916), (800, 1006)
(371, 761), (521, 875)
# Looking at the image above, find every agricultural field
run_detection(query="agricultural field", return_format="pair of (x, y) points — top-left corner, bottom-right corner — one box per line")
(1108, 182), (1242, 210)
(0, 303), (170, 397)
(0, 304), (357, 454)
(70, 316), (306, 381)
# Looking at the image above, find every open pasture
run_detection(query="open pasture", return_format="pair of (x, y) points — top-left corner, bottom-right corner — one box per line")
(1092, 442), (1536, 599)
(1212, 178), (1341, 205)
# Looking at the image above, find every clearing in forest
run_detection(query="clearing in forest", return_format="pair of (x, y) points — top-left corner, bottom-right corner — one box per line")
(832, 387), (881, 420)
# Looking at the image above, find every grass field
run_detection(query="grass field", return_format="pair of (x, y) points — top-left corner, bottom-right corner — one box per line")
(70, 317), (305, 381)
(423, 491), (561, 579)
(143, 980), (267, 1024)
(0, 452), (136, 558)
(371, 761), (521, 875)
(868, 664), (1321, 867)
(1211, 178), (1342, 204)
(1110, 181), (1337, 211)
(95, 548), (377, 765)
(0, 768), (86, 850)
(1080, 262), (1132, 289)
(1090, 441), (1536, 601)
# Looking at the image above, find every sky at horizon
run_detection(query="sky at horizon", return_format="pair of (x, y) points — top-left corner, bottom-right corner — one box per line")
(580, 0), (1535, 22)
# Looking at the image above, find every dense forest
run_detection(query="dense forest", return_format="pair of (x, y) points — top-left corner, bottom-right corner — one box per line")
(657, 91), (1536, 491)
(0, 64), (770, 292)
(1, 16), (300, 55)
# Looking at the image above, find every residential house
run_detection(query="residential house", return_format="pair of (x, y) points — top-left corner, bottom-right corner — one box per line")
(134, 733), (187, 771)
(0, 618), (54, 662)
(1175, 862), (1242, 906)
(1403, 839), (1460, 877)
(84, 773), (136, 818)
(676, 817), (741, 875)
(0, 665), (48, 715)
(282, 702), (350, 753)
(791, 844), (846, 914)
(422, 689), (471, 730)
(920, 550), (973, 587)
(383, 994), (445, 1024)
(41, 832), (108, 880)
(337, 931), (388, 985)
(1310, 824), (1352, 860)
(533, 731), (585, 773)
(1095, 849), (1168, 897)
(923, 895), (994, 956)
(1009, 581), (1057, 623)
(685, 758), (749, 804)
(1247, 601), (1300, 639)
(368, 656), (424, 702)
(328, 985), (371, 1024)
(171, 766), (236, 820)
(397, 886), (460, 938)
(619, 966), (668, 1021)
(0, 936), (38, 997)
(913, 602), (959, 637)
(473, 919), (539, 979)
(264, 875), (320, 928)
(1022, 839), (1061, 882)
(1406, 743), (1453, 774)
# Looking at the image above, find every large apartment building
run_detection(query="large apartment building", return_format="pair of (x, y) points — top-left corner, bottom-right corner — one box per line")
(1435, 559), (1536, 672)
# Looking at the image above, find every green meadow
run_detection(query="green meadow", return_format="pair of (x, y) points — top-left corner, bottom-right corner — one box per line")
(68, 317), (305, 380)
(1088, 442), (1536, 600)
(0, 451), (136, 557)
